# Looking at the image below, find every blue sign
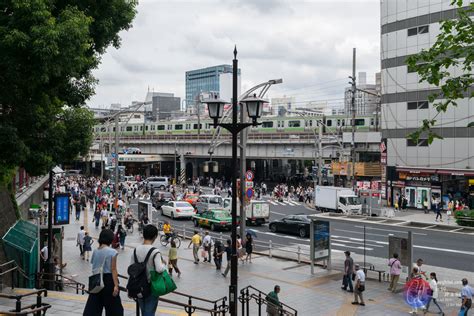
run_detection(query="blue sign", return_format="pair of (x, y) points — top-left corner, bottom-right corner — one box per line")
(246, 188), (254, 199)
(54, 194), (70, 225)
(313, 220), (330, 260)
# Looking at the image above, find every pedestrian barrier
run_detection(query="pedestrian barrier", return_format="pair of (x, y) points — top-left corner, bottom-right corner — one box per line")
(0, 289), (51, 316)
(238, 285), (297, 316)
(117, 274), (228, 316)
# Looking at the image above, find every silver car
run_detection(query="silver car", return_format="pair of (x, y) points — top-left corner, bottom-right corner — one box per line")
(146, 176), (169, 190)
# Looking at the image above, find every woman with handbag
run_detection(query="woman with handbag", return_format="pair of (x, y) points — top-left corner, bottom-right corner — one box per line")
(423, 272), (444, 315)
(83, 229), (123, 316)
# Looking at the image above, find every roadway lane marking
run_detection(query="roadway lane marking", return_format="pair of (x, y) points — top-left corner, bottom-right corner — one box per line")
(271, 211), (287, 216)
(414, 245), (474, 256)
(334, 228), (389, 237)
(332, 243), (347, 247)
(332, 238), (382, 249)
(354, 225), (427, 236)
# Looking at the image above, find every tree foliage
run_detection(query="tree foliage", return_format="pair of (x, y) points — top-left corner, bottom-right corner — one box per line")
(406, 0), (474, 144)
(0, 0), (137, 184)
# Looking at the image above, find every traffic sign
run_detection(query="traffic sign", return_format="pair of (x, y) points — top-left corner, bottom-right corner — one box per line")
(245, 170), (254, 181)
(245, 181), (253, 189)
(246, 188), (254, 199)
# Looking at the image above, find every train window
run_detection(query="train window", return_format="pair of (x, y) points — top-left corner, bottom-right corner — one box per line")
(167, 125), (172, 130)
(140, 126), (143, 131)
(355, 119), (365, 126)
(186, 124), (191, 129)
(309, 120), (313, 127)
(193, 123), (202, 129)
(151, 125), (155, 131)
(101, 127), (106, 132)
(288, 121), (300, 127)
(175, 124), (183, 130)
(326, 120), (332, 127)
(133, 114), (140, 119)
(145, 126), (148, 131)
(337, 120), (341, 126)
(126, 126), (132, 132)
(341, 120), (345, 126)
(112, 127), (116, 132)
(157, 125), (165, 130)
(120, 127), (124, 132)
(262, 121), (273, 128)
(133, 126), (138, 131)
(370, 118), (375, 126)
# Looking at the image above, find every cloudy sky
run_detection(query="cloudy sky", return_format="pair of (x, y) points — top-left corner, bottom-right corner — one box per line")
(87, 0), (380, 110)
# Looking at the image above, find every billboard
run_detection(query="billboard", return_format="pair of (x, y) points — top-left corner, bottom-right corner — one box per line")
(54, 193), (70, 225)
(313, 220), (330, 260)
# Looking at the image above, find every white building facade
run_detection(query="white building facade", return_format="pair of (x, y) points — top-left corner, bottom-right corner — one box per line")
(381, 0), (474, 209)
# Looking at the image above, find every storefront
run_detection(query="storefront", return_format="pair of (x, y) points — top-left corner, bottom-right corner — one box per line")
(387, 166), (474, 210)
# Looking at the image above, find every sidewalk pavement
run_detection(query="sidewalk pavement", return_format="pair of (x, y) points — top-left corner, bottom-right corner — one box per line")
(39, 205), (467, 316)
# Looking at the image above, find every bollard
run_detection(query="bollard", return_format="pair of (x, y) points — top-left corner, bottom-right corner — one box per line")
(269, 240), (272, 258)
(297, 246), (301, 263)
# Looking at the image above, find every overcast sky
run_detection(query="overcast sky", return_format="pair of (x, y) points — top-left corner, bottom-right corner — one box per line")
(87, 0), (380, 109)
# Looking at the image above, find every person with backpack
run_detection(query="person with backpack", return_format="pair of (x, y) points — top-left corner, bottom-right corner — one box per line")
(83, 229), (123, 315)
(127, 224), (166, 316)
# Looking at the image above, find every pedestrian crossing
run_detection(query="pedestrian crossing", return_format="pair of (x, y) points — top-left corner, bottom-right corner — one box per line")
(266, 199), (302, 206)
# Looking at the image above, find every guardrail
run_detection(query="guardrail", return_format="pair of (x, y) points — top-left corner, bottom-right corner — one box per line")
(117, 274), (228, 315)
(239, 285), (297, 316)
(0, 289), (50, 316)
(35, 272), (86, 295)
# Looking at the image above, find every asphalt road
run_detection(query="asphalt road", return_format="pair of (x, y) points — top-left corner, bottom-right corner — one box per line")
(129, 189), (474, 272)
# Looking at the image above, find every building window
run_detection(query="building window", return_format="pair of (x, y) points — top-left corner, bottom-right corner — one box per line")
(157, 125), (165, 130)
(288, 121), (301, 127)
(262, 121), (273, 128)
(407, 139), (429, 147)
(407, 101), (429, 110)
(408, 25), (429, 36)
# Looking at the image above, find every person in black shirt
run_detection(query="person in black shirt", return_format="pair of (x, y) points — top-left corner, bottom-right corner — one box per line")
(221, 239), (232, 277)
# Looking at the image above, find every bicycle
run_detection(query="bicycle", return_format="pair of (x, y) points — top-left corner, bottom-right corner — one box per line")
(160, 232), (181, 248)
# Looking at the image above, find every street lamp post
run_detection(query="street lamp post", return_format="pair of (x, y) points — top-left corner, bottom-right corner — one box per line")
(204, 47), (265, 316)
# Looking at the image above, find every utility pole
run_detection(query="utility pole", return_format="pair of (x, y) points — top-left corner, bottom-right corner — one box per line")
(239, 103), (247, 239)
(196, 93), (201, 138)
(114, 116), (119, 205)
(318, 120), (323, 186)
(174, 138), (177, 186)
(350, 48), (356, 189)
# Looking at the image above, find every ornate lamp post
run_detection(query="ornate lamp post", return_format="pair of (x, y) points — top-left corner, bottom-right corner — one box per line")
(204, 47), (265, 316)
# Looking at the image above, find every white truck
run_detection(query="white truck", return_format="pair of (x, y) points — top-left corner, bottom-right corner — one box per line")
(222, 198), (270, 226)
(314, 186), (362, 214)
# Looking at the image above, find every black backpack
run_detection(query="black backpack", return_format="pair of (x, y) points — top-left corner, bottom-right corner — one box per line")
(127, 247), (156, 299)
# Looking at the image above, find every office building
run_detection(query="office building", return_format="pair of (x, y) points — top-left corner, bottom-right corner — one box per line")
(380, 0), (474, 209)
(152, 94), (181, 120)
(344, 72), (381, 116)
(185, 65), (241, 113)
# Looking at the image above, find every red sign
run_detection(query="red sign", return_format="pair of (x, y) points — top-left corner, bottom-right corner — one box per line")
(245, 170), (254, 181)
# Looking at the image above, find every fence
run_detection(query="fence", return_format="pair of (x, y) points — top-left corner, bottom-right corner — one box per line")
(0, 289), (50, 316)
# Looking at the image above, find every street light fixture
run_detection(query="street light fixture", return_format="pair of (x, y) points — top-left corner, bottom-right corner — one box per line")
(203, 47), (262, 316)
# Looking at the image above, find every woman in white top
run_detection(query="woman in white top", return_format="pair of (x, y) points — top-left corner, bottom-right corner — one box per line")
(424, 272), (444, 315)
(237, 234), (244, 263)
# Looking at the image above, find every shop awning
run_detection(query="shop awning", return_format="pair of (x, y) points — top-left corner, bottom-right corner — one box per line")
(396, 166), (474, 177)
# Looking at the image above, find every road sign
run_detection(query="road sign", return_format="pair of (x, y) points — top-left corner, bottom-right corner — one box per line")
(245, 181), (253, 189)
(111, 152), (117, 158)
(245, 170), (254, 181)
(246, 188), (254, 199)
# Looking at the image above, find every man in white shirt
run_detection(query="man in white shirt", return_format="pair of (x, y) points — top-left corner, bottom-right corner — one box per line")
(77, 226), (85, 258)
(202, 231), (213, 263)
(352, 264), (366, 306)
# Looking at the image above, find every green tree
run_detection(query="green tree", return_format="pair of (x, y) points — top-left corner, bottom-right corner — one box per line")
(0, 0), (137, 185)
(406, 0), (473, 144)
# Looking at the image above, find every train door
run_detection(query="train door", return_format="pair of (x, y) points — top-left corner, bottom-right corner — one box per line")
(405, 187), (416, 208)
(416, 188), (431, 209)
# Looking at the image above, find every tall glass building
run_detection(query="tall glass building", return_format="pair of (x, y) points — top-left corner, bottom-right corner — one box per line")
(185, 65), (241, 111)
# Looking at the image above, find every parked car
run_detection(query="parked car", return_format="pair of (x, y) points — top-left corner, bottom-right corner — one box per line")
(161, 201), (195, 219)
(192, 209), (235, 231)
(183, 193), (200, 207)
(195, 195), (223, 214)
(146, 176), (169, 190)
(151, 191), (173, 209)
(269, 215), (310, 238)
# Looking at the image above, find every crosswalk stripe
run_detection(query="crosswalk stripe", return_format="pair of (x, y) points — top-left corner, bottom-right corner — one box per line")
(269, 201), (278, 206)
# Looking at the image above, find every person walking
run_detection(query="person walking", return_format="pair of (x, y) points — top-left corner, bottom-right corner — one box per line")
(352, 264), (366, 306)
(236, 234), (244, 263)
(213, 240), (224, 270)
(266, 285), (281, 316)
(460, 278), (473, 316)
(423, 272), (444, 315)
(168, 240), (181, 277)
(94, 209), (101, 229)
(423, 197), (430, 214)
(221, 239), (232, 277)
(117, 225), (127, 250)
(188, 231), (201, 264)
(387, 253), (402, 292)
(77, 226), (86, 259)
(341, 251), (354, 292)
(83, 232), (93, 262)
(202, 231), (213, 263)
(83, 229), (123, 316)
(245, 233), (254, 263)
(130, 225), (166, 316)
(435, 198), (443, 222)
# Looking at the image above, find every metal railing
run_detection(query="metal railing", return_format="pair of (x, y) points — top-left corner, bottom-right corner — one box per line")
(35, 272), (86, 295)
(0, 261), (20, 291)
(239, 285), (297, 316)
(117, 274), (228, 315)
(0, 289), (50, 316)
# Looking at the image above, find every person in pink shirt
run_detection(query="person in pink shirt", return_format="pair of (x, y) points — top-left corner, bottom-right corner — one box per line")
(388, 253), (402, 292)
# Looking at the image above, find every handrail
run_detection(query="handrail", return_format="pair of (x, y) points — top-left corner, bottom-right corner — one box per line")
(0, 289), (51, 316)
(117, 274), (228, 315)
(36, 272), (86, 295)
(239, 285), (297, 316)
